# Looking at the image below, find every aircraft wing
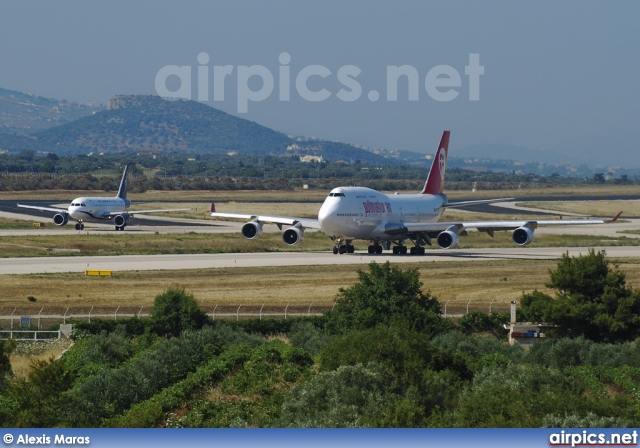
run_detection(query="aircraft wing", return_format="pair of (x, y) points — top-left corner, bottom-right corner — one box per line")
(17, 203), (68, 213)
(443, 198), (515, 208)
(404, 218), (605, 234)
(126, 208), (191, 216)
(211, 212), (321, 230)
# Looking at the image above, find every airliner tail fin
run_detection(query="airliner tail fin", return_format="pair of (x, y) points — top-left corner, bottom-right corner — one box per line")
(421, 131), (450, 195)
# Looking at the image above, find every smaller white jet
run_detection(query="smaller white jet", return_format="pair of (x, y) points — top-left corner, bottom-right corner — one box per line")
(18, 165), (189, 231)
(211, 131), (618, 255)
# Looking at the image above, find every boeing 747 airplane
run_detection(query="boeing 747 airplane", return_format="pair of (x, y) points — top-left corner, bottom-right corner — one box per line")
(211, 131), (614, 255)
(18, 165), (189, 230)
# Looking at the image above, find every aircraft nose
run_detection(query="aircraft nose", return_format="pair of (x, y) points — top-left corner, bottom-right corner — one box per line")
(318, 200), (336, 231)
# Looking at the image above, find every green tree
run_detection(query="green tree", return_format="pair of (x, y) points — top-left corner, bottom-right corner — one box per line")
(324, 261), (451, 335)
(8, 358), (75, 427)
(0, 339), (16, 386)
(279, 363), (394, 427)
(457, 311), (509, 339)
(520, 250), (640, 342)
(150, 286), (209, 337)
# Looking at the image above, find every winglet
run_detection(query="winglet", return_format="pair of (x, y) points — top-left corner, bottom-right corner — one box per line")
(608, 211), (623, 223)
(211, 203), (216, 213)
(421, 131), (450, 195)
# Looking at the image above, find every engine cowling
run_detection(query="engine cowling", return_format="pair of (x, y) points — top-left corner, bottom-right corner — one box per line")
(53, 213), (69, 226)
(114, 214), (128, 227)
(241, 221), (263, 240)
(282, 227), (304, 246)
(512, 226), (535, 246)
(437, 230), (459, 249)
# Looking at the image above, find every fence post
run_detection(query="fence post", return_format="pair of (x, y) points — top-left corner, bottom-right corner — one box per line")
(444, 300), (449, 318)
(213, 304), (218, 321)
(489, 298), (495, 314)
(137, 306), (144, 319)
(236, 304), (242, 322)
(38, 307), (44, 330)
(285, 303), (290, 320)
(11, 308), (16, 330)
(114, 306), (120, 321)
(308, 303), (313, 317)
(466, 299), (472, 315)
(260, 304), (264, 321)
(88, 306), (94, 323)
(63, 307), (69, 324)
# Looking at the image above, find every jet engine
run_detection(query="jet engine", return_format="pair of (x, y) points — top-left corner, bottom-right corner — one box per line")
(436, 230), (459, 249)
(114, 214), (128, 228)
(282, 226), (304, 246)
(512, 226), (535, 246)
(241, 221), (263, 240)
(53, 213), (69, 226)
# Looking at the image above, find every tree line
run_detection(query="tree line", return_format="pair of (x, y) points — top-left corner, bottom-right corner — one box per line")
(0, 150), (635, 192)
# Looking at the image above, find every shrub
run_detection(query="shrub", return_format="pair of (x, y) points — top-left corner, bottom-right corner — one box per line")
(279, 363), (394, 427)
(150, 286), (209, 337)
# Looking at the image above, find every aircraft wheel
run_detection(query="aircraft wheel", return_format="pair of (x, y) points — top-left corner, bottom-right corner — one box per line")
(419, 247), (425, 255)
(333, 246), (339, 255)
(80, 223), (84, 230)
(410, 247), (417, 255)
(375, 245), (383, 254)
(339, 245), (347, 254)
(74, 223), (80, 230)
(347, 245), (355, 254)
(401, 246), (407, 255)
(367, 246), (374, 254)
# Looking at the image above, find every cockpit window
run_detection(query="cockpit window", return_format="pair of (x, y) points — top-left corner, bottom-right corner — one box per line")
(328, 192), (345, 197)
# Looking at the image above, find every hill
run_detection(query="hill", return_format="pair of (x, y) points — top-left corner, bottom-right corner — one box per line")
(0, 87), (103, 135)
(17, 95), (392, 164)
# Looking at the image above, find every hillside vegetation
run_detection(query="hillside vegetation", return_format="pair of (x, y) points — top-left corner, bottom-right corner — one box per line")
(2, 255), (640, 428)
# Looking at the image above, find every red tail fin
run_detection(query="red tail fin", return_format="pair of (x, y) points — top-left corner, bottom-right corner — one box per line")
(608, 211), (623, 223)
(421, 131), (450, 195)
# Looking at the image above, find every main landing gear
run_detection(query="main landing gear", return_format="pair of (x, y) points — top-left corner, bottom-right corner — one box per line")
(74, 222), (85, 230)
(115, 225), (127, 231)
(393, 242), (425, 255)
(333, 240), (355, 254)
(367, 244), (383, 254)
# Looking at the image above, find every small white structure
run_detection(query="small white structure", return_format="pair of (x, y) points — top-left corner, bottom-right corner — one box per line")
(506, 301), (548, 347)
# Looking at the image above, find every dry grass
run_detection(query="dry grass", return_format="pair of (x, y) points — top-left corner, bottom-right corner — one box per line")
(3, 258), (640, 320)
(8, 339), (73, 378)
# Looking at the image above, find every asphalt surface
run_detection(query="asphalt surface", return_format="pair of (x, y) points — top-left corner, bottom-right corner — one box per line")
(2, 246), (640, 275)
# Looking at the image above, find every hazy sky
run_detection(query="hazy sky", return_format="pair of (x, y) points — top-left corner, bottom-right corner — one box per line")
(1, 1), (638, 164)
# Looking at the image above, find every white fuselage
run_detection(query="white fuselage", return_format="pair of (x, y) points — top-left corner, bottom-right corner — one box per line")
(317, 186), (445, 240)
(68, 197), (130, 222)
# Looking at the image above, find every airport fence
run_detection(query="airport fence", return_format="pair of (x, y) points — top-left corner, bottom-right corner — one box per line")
(0, 300), (511, 334)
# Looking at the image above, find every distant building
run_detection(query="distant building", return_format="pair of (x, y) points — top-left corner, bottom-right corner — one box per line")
(300, 155), (324, 163)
